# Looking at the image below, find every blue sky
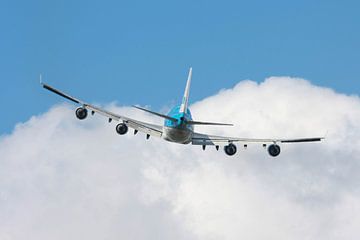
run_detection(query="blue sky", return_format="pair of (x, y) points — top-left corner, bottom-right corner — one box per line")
(1, 0), (359, 134)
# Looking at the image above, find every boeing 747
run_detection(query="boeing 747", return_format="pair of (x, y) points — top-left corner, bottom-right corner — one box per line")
(41, 68), (323, 157)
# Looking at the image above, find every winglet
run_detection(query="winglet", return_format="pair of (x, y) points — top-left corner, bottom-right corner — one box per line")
(323, 130), (329, 140)
(39, 74), (43, 85)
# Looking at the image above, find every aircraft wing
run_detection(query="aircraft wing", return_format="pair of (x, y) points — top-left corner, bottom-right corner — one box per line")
(192, 132), (324, 146)
(42, 83), (163, 138)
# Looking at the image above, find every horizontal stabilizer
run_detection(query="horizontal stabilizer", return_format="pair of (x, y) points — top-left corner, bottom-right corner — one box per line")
(186, 120), (233, 126)
(132, 105), (178, 122)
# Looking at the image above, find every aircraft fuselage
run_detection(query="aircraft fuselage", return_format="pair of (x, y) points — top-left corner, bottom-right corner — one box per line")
(162, 105), (194, 144)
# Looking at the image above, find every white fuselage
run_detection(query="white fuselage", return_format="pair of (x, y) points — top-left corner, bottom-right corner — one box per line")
(162, 126), (193, 144)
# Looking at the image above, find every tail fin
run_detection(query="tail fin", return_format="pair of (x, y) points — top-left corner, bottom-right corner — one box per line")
(179, 67), (192, 113)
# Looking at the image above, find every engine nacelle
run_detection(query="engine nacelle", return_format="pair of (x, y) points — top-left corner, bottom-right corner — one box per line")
(75, 107), (88, 120)
(224, 143), (237, 156)
(268, 144), (281, 157)
(116, 123), (128, 135)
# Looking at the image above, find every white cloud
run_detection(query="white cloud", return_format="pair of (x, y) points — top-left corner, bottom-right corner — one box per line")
(0, 77), (359, 240)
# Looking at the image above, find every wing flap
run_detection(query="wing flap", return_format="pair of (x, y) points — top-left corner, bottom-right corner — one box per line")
(85, 104), (121, 121)
(79, 104), (163, 138)
(126, 120), (162, 138)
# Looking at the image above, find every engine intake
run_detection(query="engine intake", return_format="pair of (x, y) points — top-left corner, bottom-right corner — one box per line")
(75, 107), (88, 120)
(116, 123), (128, 135)
(224, 143), (237, 156)
(268, 144), (281, 157)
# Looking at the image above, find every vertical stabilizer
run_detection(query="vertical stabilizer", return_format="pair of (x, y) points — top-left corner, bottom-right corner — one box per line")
(179, 67), (192, 113)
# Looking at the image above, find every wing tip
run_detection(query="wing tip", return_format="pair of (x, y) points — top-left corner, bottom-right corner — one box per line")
(39, 74), (44, 85)
(280, 137), (324, 143)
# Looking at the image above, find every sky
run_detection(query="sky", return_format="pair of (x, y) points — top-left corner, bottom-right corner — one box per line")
(1, 0), (360, 134)
(1, 1), (360, 239)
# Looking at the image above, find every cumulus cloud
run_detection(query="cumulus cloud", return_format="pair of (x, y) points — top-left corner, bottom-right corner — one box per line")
(1, 77), (360, 240)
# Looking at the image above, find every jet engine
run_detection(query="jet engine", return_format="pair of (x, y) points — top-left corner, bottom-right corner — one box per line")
(224, 143), (237, 156)
(116, 123), (128, 135)
(75, 107), (88, 120)
(268, 144), (281, 157)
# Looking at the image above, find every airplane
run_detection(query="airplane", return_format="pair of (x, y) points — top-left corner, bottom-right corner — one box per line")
(41, 68), (324, 157)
